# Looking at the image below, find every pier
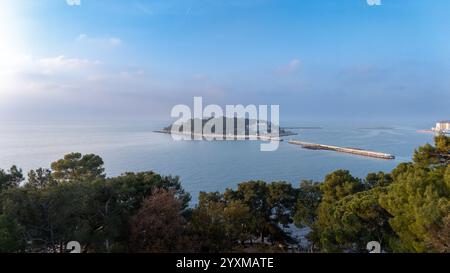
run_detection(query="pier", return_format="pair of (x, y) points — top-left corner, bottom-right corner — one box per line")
(288, 140), (395, 160)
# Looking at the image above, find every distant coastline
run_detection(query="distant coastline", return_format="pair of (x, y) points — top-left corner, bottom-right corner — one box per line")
(418, 120), (450, 135)
(282, 126), (323, 130)
(358, 127), (395, 130)
(417, 129), (435, 134)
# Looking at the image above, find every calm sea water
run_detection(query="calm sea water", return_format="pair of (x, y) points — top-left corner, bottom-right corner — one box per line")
(0, 121), (434, 203)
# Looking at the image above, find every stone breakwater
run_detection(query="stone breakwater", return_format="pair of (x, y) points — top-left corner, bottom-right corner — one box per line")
(288, 140), (395, 160)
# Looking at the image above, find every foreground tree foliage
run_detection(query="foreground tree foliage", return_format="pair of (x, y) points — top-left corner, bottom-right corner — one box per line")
(293, 180), (322, 229)
(0, 215), (24, 252)
(187, 182), (297, 252)
(0, 166), (23, 193)
(429, 214), (450, 252)
(225, 181), (297, 244)
(0, 153), (191, 253)
(50, 153), (105, 183)
(315, 186), (395, 252)
(188, 192), (235, 252)
(312, 170), (365, 252)
(130, 189), (189, 252)
(0, 135), (448, 253)
(288, 135), (448, 253)
(379, 135), (450, 252)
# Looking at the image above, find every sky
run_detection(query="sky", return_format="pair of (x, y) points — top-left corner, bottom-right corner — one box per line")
(0, 0), (449, 125)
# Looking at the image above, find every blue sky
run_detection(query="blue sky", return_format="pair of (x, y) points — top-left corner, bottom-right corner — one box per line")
(0, 0), (449, 125)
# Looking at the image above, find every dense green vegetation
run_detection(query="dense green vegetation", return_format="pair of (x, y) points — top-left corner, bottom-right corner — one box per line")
(0, 136), (448, 253)
(162, 117), (293, 136)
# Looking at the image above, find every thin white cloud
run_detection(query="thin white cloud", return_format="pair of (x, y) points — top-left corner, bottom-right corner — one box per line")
(66, 0), (81, 6)
(193, 74), (208, 81)
(0, 53), (103, 99)
(109, 38), (122, 47)
(275, 58), (301, 75)
(76, 33), (88, 41)
(76, 34), (122, 48)
(136, 2), (154, 15)
(37, 55), (101, 73)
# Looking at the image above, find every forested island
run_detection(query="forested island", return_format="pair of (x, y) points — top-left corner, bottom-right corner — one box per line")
(0, 135), (448, 253)
(157, 117), (297, 139)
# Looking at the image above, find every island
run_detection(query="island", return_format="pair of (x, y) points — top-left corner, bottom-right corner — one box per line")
(155, 117), (297, 141)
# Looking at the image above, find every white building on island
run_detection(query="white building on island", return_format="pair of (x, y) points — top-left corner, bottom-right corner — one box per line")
(433, 121), (450, 133)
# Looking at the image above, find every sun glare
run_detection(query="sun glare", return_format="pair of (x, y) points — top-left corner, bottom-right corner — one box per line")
(0, 2), (24, 96)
